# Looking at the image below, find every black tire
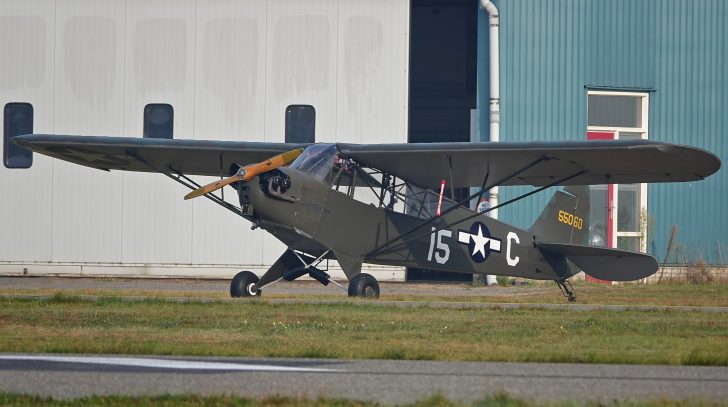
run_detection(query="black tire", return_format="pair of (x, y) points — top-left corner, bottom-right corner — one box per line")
(230, 271), (261, 298)
(347, 273), (380, 298)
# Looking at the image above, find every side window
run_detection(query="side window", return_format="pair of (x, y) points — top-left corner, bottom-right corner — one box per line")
(4, 102), (34, 169)
(144, 104), (174, 139)
(285, 105), (315, 144)
(586, 91), (649, 253)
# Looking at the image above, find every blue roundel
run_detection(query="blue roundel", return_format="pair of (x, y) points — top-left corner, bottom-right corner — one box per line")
(458, 221), (502, 263)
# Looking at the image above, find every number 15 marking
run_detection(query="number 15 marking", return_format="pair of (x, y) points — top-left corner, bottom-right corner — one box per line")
(427, 227), (452, 265)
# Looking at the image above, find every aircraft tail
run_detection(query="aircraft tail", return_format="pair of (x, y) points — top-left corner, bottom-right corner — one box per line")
(537, 242), (658, 281)
(531, 187), (658, 282)
(530, 186), (589, 245)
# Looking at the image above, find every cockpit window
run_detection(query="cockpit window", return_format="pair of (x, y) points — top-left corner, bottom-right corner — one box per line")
(289, 144), (338, 182)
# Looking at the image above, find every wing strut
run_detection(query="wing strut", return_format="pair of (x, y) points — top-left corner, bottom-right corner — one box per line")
(447, 155), (456, 199)
(366, 168), (586, 258)
(366, 156), (549, 257)
(476, 168), (490, 208)
(127, 152), (246, 219)
(218, 153), (225, 201)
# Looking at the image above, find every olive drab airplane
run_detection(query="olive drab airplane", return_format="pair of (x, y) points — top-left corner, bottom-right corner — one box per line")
(11, 135), (721, 301)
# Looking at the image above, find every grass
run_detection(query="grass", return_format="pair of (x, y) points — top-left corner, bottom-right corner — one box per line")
(2, 281), (728, 307)
(1, 393), (726, 407)
(1, 295), (727, 365)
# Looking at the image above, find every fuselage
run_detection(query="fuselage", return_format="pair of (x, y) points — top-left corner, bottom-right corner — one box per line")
(238, 156), (578, 281)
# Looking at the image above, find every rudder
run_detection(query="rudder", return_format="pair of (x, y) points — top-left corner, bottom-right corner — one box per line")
(530, 186), (589, 245)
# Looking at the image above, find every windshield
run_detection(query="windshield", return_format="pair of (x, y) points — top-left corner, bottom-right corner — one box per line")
(288, 144), (338, 182)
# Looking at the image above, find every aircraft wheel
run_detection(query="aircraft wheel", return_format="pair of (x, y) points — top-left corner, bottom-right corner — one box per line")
(230, 271), (261, 298)
(347, 273), (380, 298)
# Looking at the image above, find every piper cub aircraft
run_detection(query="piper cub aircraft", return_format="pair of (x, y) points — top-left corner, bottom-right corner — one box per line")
(12, 135), (720, 301)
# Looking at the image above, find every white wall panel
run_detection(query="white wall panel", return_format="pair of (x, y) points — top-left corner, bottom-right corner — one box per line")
(265, 0), (338, 143)
(262, 0), (339, 264)
(0, 0), (410, 274)
(336, 0), (409, 143)
(51, 0), (125, 262)
(121, 0), (195, 264)
(0, 0), (54, 261)
(194, 0), (267, 140)
(191, 197), (264, 266)
(191, 0), (267, 266)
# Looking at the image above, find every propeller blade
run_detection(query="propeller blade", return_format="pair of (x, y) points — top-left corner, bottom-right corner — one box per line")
(184, 175), (242, 200)
(241, 148), (304, 181)
(183, 148), (304, 200)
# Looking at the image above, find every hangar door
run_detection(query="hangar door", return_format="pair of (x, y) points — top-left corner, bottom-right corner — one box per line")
(406, 0), (477, 282)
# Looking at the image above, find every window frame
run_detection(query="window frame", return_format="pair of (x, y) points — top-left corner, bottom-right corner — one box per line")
(587, 90), (649, 252)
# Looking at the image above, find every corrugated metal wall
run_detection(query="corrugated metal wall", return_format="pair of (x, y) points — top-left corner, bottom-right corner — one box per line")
(480, 0), (727, 263)
(0, 0), (409, 277)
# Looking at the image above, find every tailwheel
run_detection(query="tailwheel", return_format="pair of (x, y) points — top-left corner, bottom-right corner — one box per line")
(347, 273), (380, 298)
(556, 279), (576, 302)
(230, 271), (261, 298)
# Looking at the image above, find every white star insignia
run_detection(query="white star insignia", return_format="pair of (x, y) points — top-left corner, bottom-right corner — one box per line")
(458, 224), (501, 259)
(470, 225), (489, 258)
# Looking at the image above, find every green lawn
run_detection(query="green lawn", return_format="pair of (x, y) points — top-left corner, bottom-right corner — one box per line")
(3, 281), (728, 307)
(1, 393), (727, 407)
(1, 295), (726, 365)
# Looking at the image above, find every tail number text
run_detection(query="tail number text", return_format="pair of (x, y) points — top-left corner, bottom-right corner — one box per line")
(558, 210), (583, 230)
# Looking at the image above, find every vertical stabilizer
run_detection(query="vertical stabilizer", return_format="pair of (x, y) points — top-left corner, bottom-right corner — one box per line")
(530, 186), (589, 244)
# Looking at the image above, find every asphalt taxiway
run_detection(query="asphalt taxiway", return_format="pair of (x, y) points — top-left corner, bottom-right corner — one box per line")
(1, 354), (727, 403)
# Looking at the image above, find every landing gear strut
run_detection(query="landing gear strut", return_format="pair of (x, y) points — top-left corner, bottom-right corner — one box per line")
(235, 249), (380, 298)
(556, 279), (576, 302)
(250, 250), (349, 295)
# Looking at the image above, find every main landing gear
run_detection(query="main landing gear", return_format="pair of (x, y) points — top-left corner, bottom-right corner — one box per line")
(347, 273), (380, 298)
(230, 270), (261, 297)
(556, 279), (576, 302)
(229, 249), (380, 299)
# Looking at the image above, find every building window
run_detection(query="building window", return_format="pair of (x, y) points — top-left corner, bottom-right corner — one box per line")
(587, 91), (649, 253)
(4, 102), (33, 169)
(144, 104), (174, 139)
(285, 105), (315, 144)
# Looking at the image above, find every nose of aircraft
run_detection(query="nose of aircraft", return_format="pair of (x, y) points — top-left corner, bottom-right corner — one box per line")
(183, 148), (303, 200)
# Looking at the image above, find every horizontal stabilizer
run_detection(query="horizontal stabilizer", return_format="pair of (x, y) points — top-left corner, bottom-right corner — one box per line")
(537, 242), (658, 281)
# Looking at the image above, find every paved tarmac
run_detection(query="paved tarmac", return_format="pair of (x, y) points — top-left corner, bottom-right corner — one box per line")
(1, 354), (727, 403)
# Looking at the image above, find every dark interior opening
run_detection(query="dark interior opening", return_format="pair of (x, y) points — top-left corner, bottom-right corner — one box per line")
(406, 0), (478, 282)
(285, 105), (316, 144)
(3, 102), (34, 169)
(144, 104), (174, 139)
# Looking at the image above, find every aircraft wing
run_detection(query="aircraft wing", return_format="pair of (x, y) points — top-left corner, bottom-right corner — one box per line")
(12, 134), (310, 176)
(337, 140), (721, 188)
(13, 136), (720, 188)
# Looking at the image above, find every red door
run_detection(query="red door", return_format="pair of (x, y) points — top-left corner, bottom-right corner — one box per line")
(586, 131), (614, 284)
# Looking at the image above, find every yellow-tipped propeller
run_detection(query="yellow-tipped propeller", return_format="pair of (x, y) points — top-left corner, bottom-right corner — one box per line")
(184, 148), (304, 200)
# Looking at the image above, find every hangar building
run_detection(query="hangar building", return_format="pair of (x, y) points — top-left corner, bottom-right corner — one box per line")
(1, 0), (725, 281)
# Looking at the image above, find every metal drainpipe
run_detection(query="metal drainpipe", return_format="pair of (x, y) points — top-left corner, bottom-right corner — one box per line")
(481, 0), (499, 286)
